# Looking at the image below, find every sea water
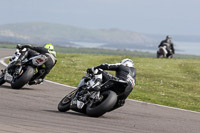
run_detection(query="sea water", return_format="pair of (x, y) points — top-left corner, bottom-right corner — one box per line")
(174, 41), (200, 56)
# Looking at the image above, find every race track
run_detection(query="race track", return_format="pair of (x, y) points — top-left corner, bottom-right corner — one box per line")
(0, 48), (199, 133)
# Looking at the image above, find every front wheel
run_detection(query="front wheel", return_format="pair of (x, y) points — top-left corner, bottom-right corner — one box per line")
(86, 90), (117, 117)
(58, 89), (77, 112)
(157, 50), (165, 58)
(11, 66), (35, 89)
(157, 53), (163, 58)
(0, 74), (5, 85)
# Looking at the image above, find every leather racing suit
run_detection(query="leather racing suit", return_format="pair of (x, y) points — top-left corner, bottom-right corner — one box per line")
(93, 63), (136, 108)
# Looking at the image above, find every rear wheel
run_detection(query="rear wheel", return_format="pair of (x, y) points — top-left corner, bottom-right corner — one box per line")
(11, 66), (35, 89)
(86, 90), (117, 117)
(58, 89), (77, 112)
(167, 54), (173, 58)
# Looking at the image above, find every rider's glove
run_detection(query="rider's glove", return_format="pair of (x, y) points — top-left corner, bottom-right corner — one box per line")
(87, 67), (95, 74)
(16, 44), (22, 49)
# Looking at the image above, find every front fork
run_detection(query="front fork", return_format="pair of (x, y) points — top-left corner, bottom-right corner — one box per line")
(13, 66), (23, 78)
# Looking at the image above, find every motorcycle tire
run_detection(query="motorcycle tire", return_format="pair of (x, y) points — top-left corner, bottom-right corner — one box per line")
(11, 66), (35, 89)
(157, 53), (163, 58)
(0, 74), (5, 85)
(58, 89), (77, 112)
(167, 54), (173, 58)
(86, 90), (117, 117)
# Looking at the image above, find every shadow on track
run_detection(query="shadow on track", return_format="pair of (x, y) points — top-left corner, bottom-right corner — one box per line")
(43, 110), (90, 117)
(0, 84), (35, 90)
(43, 110), (111, 119)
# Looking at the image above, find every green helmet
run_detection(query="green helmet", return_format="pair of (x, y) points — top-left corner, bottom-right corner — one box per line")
(44, 43), (56, 57)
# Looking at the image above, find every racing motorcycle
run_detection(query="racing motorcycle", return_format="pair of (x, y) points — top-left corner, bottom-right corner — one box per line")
(58, 69), (128, 117)
(157, 43), (173, 58)
(0, 46), (48, 89)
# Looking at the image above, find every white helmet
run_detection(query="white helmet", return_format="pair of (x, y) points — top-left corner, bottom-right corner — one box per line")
(121, 58), (134, 67)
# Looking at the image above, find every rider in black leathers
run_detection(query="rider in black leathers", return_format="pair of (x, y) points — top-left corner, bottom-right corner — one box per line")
(87, 58), (136, 109)
(16, 43), (57, 85)
(158, 35), (175, 57)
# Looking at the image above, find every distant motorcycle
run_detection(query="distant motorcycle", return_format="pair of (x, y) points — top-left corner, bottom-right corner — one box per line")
(157, 43), (173, 58)
(58, 69), (128, 117)
(0, 45), (48, 89)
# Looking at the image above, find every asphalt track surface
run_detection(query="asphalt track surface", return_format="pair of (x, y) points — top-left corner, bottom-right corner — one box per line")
(0, 48), (199, 133)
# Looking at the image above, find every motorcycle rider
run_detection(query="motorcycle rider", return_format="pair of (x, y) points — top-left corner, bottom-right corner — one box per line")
(87, 58), (136, 109)
(158, 35), (175, 57)
(16, 43), (57, 85)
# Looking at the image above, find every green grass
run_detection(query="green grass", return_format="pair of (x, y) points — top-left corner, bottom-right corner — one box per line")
(0, 44), (16, 49)
(46, 53), (200, 112)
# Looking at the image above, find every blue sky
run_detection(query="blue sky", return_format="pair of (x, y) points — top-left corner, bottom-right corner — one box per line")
(0, 0), (200, 35)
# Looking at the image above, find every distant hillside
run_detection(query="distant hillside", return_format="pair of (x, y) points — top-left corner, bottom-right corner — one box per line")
(146, 34), (200, 43)
(0, 22), (156, 50)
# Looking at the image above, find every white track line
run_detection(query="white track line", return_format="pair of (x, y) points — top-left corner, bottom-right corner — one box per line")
(128, 99), (200, 114)
(44, 80), (76, 89)
(0, 56), (11, 67)
(0, 56), (199, 114)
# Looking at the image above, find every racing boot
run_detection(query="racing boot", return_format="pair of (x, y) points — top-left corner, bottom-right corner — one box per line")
(108, 99), (125, 112)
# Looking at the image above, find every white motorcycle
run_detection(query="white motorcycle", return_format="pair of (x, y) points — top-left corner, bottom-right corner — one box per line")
(0, 46), (47, 89)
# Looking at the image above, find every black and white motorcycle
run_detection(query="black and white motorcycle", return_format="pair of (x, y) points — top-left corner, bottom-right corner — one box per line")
(58, 69), (128, 117)
(157, 43), (173, 58)
(0, 46), (47, 89)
